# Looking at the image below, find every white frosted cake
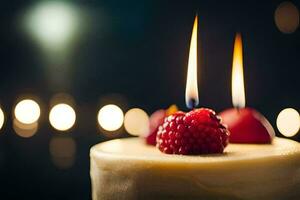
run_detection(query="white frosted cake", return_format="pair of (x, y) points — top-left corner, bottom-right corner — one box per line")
(90, 137), (300, 200)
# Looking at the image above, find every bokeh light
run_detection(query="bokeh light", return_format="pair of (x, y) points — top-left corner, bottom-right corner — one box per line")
(14, 99), (41, 124)
(24, 1), (81, 51)
(97, 104), (124, 131)
(13, 119), (38, 138)
(50, 93), (75, 108)
(49, 104), (76, 131)
(124, 108), (149, 136)
(49, 136), (76, 169)
(0, 108), (4, 130)
(276, 108), (300, 137)
(275, 1), (299, 33)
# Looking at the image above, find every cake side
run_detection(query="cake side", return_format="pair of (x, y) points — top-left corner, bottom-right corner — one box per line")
(90, 137), (300, 200)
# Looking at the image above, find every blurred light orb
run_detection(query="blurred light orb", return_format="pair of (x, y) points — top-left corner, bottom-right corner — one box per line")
(0, 108), (4, 130)
(13, 119), (38, 138)
(49, 104), (76, 131)
(25, 1), (80, 49)
(124, 108), (149, 136)
(275, 1), (299, 33)
(49, 136), (76, 169)
(98, 104), (124, 131)
(276, 108), (300, 137)
(14, 99), (41, 124)
(49, 137), (76, 157)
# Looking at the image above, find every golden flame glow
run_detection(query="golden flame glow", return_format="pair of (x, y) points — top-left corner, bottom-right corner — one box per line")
(231, 33), (246, 108)
(185, 15), (199, 109)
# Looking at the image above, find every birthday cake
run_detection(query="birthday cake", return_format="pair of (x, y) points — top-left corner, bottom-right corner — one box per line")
(90, 137), (300, 200)
(90, 108), (300, 200)
(90, 16), (300, 200)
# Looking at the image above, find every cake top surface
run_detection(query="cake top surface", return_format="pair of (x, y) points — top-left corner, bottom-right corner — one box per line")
(91, 137), (300, 164)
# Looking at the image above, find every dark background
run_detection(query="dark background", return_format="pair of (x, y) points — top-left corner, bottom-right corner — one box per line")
(0, 0), (299, 199)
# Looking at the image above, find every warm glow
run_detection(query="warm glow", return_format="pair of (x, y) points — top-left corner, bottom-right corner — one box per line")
(166, 104), (178, 116)
(24, 1), (80, 51)
(231, 33), (246, 109)
(276, 108), (300, 137)
(49, 136), (76, 169)
(14, 99), (41, 124)
(0, 108), (4, 130)
(124, 108), (150, 136)
(49, 104), (76, 131)
(185, 15), (199, 109)
(98, 104), (124, 131)
(275, 2), (299, 34)
(13, 119), (38, 138)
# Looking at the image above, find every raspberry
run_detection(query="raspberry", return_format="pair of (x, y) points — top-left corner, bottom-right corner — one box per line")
(146, 105), (178, 145)
(146, 127), (158, 145)
(156, 108), (229, 155)
(146, 110), (166, 145)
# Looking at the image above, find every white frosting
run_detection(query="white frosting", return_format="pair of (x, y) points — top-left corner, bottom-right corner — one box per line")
(90, 137), (300, 200)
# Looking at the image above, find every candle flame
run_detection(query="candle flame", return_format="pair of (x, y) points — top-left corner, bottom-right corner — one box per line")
(185, 15), (199, 109)
(231, 33), (246, 109)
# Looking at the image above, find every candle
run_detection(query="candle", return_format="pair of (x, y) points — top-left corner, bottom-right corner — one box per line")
(185, 15), (199, 109)
(154, 15), (229, 155)
(219, 33), (275, 143)
(145, 15), (199, 146)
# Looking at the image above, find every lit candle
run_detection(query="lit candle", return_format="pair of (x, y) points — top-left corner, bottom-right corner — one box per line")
(185, 15), (199, 109)
(145, 15), (200, 146)
(153, 15), (229, 155)
(219, 33), (275, 143)
(146, 16), (199, 145)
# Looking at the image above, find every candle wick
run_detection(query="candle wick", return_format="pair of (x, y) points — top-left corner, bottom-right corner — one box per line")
(188, 98), (197, 110)
(236, 106), (241, 114)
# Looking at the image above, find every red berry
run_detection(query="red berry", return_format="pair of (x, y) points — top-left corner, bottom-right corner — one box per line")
(156, 108), (229, 155)
(145, 109), (165, 145)
(146, 127), (158, 145)
(146, 105), (179, 145)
